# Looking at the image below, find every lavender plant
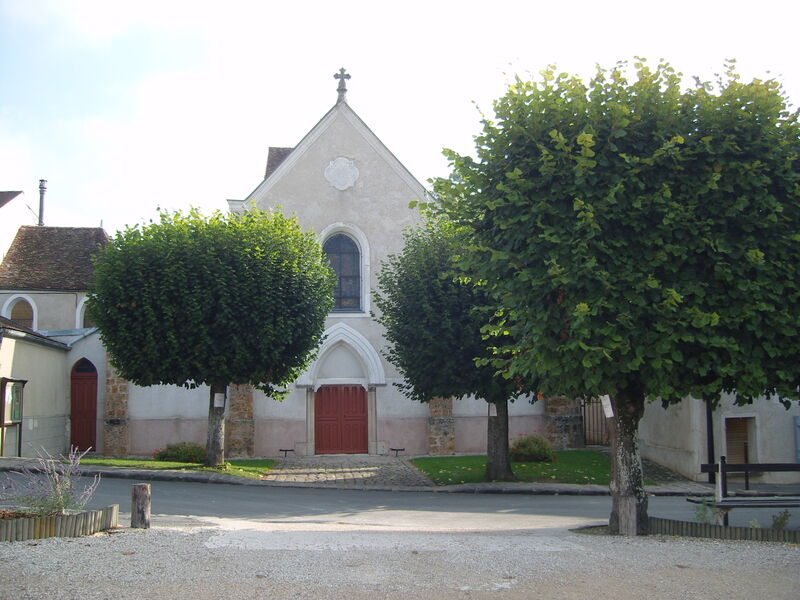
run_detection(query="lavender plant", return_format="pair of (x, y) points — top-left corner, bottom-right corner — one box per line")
(0, 446), (100, 515)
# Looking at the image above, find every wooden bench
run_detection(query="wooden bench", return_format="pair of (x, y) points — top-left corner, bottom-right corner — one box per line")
(686, 456), (800, 525)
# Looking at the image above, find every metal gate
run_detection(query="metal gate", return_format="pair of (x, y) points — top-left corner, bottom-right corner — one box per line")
(582, 398), (609, 445)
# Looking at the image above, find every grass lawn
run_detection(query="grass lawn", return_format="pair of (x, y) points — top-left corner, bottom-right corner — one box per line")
(80, 458), (276, 480)
(412, 450), (620, 485)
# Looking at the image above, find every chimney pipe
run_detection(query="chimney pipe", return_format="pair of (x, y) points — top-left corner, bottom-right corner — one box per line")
(38, 179), (46, 226)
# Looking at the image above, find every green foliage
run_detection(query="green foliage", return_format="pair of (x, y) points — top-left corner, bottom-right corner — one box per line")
(434, 59), (800, 407)
(694, 500), (716, 525)
(154, 442), (206, 463)
(0, 447), (100, 516)
(373, 218), (529, 404)
(509, 434), (555, 462)
(771, 509), (791, 530)
(87, 208), (335, 398)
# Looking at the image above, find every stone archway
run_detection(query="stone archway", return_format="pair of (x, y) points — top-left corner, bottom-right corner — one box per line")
(298, 323), (386, 455)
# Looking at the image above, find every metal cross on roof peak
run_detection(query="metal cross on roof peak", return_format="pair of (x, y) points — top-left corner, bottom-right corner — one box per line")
(334, 68), (350, 103)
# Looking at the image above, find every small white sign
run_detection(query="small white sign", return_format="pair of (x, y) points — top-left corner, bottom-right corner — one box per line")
(488, 403), (498, 417)
(600, 395), (614, 418)
(214, 393), (225, 408)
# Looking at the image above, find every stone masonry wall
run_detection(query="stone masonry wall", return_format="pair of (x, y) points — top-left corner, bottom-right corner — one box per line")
(543, 395), (584, 450)
(225, 384), (254, 457)
(103, 363), (129, 457)
(428, 396), (455, 455)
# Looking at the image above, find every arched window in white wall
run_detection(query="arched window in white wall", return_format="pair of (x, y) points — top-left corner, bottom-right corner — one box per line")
(2, 295), (37, 330)
(75, 297), (95, 329)
(319, 223), (370, 315)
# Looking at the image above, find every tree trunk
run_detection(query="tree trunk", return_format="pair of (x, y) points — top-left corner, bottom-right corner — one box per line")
(485, 398), (516, 482)
(206, 384), (226, 467)
(608, 385), (648, 535)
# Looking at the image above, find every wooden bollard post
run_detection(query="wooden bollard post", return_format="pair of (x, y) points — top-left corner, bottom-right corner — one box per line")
(131, 483), (151, 529)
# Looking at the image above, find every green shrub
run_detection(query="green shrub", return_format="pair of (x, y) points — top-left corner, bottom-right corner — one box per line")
(154, 442), (205, 463)
(509, 435), (555, 463)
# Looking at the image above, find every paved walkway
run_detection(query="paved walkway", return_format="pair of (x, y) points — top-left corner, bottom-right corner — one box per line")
(0, 454), (722, 496)
(260, 455), (433, 488)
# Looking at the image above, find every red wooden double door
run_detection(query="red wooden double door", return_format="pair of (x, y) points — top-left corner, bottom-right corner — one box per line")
(314, 385), (368, 454)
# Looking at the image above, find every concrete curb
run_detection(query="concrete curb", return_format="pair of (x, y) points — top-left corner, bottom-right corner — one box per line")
(0, 459), (716, 497)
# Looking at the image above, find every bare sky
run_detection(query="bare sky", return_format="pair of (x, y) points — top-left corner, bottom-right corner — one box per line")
(2, 0), (798, 236)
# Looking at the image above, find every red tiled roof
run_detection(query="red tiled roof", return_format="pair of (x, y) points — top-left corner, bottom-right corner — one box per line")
(264, 147), (294, 179)
(0, 226), (108, 291)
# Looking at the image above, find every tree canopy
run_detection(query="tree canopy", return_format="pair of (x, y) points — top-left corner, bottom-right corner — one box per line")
(88, 208), (335, 464)
(433, 60), (800, 532)
(374, 219), (528, 480)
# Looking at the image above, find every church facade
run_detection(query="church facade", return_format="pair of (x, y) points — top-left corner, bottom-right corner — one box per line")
(0, 74), (546, 459)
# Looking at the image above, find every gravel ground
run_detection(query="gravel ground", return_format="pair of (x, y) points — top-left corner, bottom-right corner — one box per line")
(1, 514), (797, 599)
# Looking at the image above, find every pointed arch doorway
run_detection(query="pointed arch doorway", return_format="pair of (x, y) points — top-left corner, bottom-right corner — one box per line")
(299, 323), (386, 455)
(70, 358), (97, 451)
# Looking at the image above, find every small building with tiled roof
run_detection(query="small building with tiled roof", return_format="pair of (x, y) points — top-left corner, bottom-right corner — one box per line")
(0, 226), (108, 457)
(0, 226), (107, 331)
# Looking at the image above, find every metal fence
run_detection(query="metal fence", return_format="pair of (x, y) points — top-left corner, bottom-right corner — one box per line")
(582, 398), (609, 445)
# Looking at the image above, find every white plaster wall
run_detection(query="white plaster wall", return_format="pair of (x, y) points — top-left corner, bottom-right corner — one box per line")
(0, 336), (69, 456)
(0, 291), (88, 332)
(453, 394), (544, 417)
(714, 392), (800, 483)
(640, 393), (800, 483)
(317, 343), (365, 379)
(639, 397), (706, 481)
(256, 387), (306, 419)
(377, 380), (429, 418)
(128, 383), (209, 419)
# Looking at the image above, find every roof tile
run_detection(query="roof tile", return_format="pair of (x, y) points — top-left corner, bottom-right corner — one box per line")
(0, 226), (108, 290)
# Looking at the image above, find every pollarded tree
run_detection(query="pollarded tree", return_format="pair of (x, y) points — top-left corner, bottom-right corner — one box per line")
(87, 208), (335, 466)
(434, 60), (800, 534)
(373, 219), (530, 481)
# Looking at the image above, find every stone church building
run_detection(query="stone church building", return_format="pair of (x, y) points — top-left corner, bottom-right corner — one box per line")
(0, 73), (547, 459)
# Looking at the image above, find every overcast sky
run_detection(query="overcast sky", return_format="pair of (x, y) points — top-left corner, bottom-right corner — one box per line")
(2, 0), (798, 236)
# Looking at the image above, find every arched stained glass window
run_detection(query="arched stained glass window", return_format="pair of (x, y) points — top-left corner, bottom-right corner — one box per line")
(323, 234), (361, 311)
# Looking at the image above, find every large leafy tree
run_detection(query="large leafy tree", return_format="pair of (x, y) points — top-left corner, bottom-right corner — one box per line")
(87, 209), (335, 466)
(434, 60), (800, 534)
(374, 219), (530, 481)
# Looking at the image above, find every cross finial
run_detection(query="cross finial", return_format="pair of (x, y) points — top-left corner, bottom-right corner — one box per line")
(334, 68), (350, 103)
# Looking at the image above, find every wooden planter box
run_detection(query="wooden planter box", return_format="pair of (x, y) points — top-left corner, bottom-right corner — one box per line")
(0, 505), (119, 542)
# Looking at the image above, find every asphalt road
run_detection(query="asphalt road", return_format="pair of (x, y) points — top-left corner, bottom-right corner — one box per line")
(77, 476), (800, 530)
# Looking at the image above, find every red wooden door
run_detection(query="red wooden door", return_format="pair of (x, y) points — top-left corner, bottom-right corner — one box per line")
(314, 385), (368, 454)
(70, 359), (97, 451)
